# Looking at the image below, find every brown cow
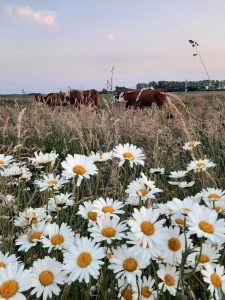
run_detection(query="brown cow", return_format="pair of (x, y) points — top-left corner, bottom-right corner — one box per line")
(114, 88), (167, 110)
(35, 92), (66, 107)
(66, 89), (99, 107)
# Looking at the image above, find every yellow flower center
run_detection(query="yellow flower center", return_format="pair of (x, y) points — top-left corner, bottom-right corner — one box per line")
(102, 227), (116, 237)
(47, 180), (58, 185)
(187, 142), (194, 148)
(102, 206), (114, 213)
(164, 274), (175, 286)
(182, 207), (191, 213)
(168, 238), (181, 251)
(137, 189), (148, 196)
(196, 162), (206, 168)
(198, 254), (209, 263)
(141, 221), (155, 236)
(106, 251), (113, 259)
(156, 256), (164, 262)
(208, 193), (220, 200)
(0, 261), (6, 268)
(77, 252), (92, 268)
(123, 152), (134, 160)
(141, 287), (151, 298)
(175, 218), (184, 225)
(214, 206), (222, 213)
(87, 211), (97, 221)
(28, 231), (42, 243)
(0, 280), (18, 298)
(72, 165), (86, 175)
(123, 258), (137, 272)
(51, 234), (64, 245)
(198, 221), (214, 234)
(121, 289), (133, 300)
(0, 160), (4, 165)
(211, 273), (221, 287)
(39, 271), (54, 286)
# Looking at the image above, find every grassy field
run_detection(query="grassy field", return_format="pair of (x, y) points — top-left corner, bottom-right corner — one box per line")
(0, 91), (225, 299)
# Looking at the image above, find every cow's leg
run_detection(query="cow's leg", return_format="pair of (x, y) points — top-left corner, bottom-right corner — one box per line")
(125, 102), (133, 109)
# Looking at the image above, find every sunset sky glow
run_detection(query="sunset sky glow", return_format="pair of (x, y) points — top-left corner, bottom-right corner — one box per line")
(1, 0), (225, 93)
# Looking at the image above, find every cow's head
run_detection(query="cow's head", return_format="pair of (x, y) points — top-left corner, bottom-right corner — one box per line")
(112, 91), (126, 103)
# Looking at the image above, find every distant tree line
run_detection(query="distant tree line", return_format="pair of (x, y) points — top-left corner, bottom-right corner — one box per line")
(135, 80), (225, 92)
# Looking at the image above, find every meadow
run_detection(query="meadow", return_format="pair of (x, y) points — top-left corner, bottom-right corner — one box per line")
(0, 91), (225, 299)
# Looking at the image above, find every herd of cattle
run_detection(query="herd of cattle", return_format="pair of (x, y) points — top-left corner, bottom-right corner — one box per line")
(35, 88), (168, 110)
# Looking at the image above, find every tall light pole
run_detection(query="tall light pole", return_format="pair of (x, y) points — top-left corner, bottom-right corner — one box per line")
(188, 40), (211, 82)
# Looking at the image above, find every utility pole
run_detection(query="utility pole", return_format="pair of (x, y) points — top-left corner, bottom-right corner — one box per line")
(110, 66), (114, 92)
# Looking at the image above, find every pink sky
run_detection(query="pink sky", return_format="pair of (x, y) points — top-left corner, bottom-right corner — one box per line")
(0, 0), (225, 93)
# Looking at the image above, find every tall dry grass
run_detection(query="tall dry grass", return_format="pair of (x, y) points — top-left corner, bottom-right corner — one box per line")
(0, 92), (225, 187)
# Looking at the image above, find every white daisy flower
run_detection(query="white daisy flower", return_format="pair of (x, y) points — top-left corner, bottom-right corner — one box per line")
(128, 207), (166, 249)
(0, 154), (13, 168)
(187, 159), (216, 173)
(149, 168), (165, 175)
(0, 262), (31, 300)
(35, 173), (68, 191)
(126, 173), (162, 202)
(42, 222), (75, 253)
(198, 188), (225, 203)
(183, 141), (201, 151)
(48, 193), (74, 212)
(187, 203), (225, 244)
(16, 222), (46, 252)
(161, 227), (191, 265)
(201, 263), (225, 299)
(63, 237), (105, 284)
(61, 154), (98, 186)
(29, 150), (58, 168)
(118, 278), (134, 300)
(14, 207), (47, 227)
(112, 143), (146, 167)
(165, 197), (195, 215)
(89, 150), (113, 163)
(205, 200), (225, 214)
(77, 201), (98, 225)
(132, 276), (157, 300)
(108, 244), (148, 285)
(0, 252), (18, 270)
(188, 244), (220, 271)
(169, 170), (188, 179)
(157, 264), (179, 296)
(30, 256), (67, 300)
(170, 213), (186, 227)
(1, 163), (31, 181)
(88, 214), (127, 244)
(93, 197), (125, 217)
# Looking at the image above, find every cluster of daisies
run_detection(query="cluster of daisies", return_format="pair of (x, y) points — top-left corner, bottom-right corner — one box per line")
(0, 140), (225, 300)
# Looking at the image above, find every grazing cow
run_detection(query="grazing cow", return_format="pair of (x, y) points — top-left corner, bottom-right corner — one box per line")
(66, 89), (99, 107)
(113, 88), (167, 110)
(113, 87), (155, 103)
(35, 92), (66, 107)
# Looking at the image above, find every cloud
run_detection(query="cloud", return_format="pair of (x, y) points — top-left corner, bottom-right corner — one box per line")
(5, 5), (57, 26)
(107, 33), (115, 42)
